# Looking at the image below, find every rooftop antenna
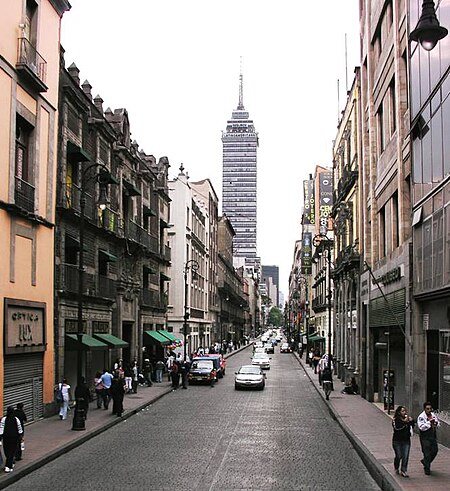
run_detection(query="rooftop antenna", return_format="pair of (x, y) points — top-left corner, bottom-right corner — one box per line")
(345, 34), (349, 92)
(238, 56), (244, 110)
(337, 78), (340, 124)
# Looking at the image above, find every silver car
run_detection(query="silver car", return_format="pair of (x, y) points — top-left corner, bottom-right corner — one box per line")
(235, 365), (266, 390)
(251, 352), (271, 369)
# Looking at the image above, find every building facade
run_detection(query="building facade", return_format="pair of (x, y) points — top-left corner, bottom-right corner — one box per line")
(331, 69), (363, 387)
(409, 0), (450, 443)
(0, 0), (70, 420)
(262, 265), (280, 307)
(359, 0), (412, 409)
(55, 59), (171, 387)
(221, 70), (259, 272)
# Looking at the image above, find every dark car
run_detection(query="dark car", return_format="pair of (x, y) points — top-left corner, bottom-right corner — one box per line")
(188, 358), (217, 386)
(202, 354), (226, 377)
(280, 342), (292, 353)
(265, 343), (274, 354)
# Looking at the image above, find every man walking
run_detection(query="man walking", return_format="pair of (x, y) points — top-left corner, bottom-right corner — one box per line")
(181, 359), (191, 389)
(417, 401), (440, 475)
(100, 369), (113, 410)
(155, 359), (165, 383)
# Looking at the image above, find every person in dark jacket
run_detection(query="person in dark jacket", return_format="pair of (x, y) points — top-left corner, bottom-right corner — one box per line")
(110, 375), (125, 416)
(0, 406), (23, 472)
(392, 405), (415, 477)
(74, 377), (91, 420)
(181, 359), (191, 389)
(14, 403), (27, 461)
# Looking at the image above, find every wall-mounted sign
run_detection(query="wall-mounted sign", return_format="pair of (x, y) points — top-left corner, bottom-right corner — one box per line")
(318, 171), (333, 234)
(5, 298), (46, 354)
(301, 232), (312, 274)
(303, 180), (315, 225)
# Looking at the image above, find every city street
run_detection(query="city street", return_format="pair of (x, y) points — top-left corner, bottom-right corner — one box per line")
(5, 345), (378, 490)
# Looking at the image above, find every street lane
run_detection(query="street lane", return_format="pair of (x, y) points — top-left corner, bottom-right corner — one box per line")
(6, 345), (379, 490)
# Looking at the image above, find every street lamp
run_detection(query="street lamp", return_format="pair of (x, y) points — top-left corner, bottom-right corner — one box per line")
(410, 0), (448, 51)
(313, 234), (333, 369)
(183, 259), (199, 361)
(74, 163), (116, 431)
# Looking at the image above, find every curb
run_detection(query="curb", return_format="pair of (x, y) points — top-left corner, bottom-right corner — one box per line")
(293, 352), (401, 491)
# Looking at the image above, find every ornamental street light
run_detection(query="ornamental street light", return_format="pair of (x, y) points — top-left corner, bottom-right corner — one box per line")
(74, 162), (116, 431)
(183, 259), (199, 361)
(410, 0), (448, 51)
(313, 234), (334, 369)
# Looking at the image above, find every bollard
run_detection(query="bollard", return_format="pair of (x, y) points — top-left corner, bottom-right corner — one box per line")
(72, 398), (86, 431)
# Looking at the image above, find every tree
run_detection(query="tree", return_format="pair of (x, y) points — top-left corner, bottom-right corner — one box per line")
(268, 306), (283, 327)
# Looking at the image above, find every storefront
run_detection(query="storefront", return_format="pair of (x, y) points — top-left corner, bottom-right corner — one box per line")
(3, 299), (47, 422)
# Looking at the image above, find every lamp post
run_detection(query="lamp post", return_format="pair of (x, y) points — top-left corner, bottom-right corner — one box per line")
(313, 234), (333, 369)
(74, 163), (115, 431)
(183, 259), (199, 361)
(410, 0), (448, 51)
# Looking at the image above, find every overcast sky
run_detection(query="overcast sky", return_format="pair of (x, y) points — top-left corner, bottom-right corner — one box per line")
(61, 0), (360, 296)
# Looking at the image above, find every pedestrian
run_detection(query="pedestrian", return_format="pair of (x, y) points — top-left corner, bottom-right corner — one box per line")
(417, 401), (440, 475)
(155, 359), (165, 383)
(142, 359), (153, 387)
(181, 359), (191, 389)
(100, 369), (113, 409)
(94, 371), (104, 409)
(308, 348), (314, 367)
(171, 359), (179, 389)
(131, 360), (139, 393)
(58, 378), (71, 420)
(13, 403), (27, 462)
(312, 350), (321, 374)
(110, 375), (125, 417)
(74, 376), (91, 420)
(341, 377), (359, 395)
(392, 405), (415, 478)
(0, 406), (23, 472)
(124, 364), (133, 393)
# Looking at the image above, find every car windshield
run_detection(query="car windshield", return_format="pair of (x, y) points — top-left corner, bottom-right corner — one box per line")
(192, 361), (213, 369)
(239, 367), (262, 375)
(253, 353), (268, 359)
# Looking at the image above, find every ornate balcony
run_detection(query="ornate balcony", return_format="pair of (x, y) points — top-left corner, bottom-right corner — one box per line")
(16, 37), (47, 93)
(14, 176), (35, 213)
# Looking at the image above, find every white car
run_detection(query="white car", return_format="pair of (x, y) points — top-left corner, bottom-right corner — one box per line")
(261, 335), (268, 343)
(235, 365), (266, 390)
(251, 352), (271, 369)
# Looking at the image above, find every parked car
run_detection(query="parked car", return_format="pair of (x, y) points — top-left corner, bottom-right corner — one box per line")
(189, 359), (217, 386)
(202, 354), (226, 377)
(235, 365), (266, 390)
(254, 341), (264, 349)
(280, 342), (292, 353)
(251, 352), (271, 369)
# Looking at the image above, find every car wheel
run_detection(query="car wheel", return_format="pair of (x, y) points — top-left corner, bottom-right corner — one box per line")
(235, 385), (240, 390)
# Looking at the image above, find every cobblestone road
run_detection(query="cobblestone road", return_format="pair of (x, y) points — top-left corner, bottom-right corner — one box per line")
(6, 346), (379, 490)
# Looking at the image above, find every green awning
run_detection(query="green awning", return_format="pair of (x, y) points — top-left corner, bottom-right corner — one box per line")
(67, 141), (91, 163)
(123, 179), (141, 197)
(160, 273), (171, 281)
(65, 334), (108, 351)
(143, 205), (157, 217)
(144, 330), (170, 345)
(93, 333), (128, 348)
(309, 335), (326, 342)
(99, 249), (118, 262)
(157, 330), (179, 343)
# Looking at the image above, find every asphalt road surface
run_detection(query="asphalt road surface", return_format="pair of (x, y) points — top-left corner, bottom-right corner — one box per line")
(6, 345), (379, 490)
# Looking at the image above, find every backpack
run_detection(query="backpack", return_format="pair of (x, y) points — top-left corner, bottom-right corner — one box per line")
(55, 384), (63, 403)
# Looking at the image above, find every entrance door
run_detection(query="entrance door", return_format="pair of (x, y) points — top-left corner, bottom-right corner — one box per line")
(122, 322), (133, 364)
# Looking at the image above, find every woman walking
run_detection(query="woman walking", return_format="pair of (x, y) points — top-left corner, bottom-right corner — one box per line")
(0, 406), (23, 472)
(392, 405), (415, 478)
(58, 378), (71, 420)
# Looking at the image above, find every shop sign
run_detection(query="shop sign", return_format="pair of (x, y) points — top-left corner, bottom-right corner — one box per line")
(5, 299), (46, 354)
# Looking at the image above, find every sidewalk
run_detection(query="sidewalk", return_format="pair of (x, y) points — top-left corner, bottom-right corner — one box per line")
(295, 353), (450, 491)
(0, 346), (247, 490)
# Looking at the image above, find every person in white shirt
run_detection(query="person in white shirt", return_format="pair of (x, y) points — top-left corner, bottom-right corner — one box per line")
(58, 378), (71, 420)
(417, 401), (440, 475)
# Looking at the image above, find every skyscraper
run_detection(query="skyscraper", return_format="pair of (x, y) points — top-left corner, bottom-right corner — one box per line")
(222, 69), (259, 272)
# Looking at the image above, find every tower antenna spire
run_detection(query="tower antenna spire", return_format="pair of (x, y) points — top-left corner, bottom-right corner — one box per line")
(238, 56), (244, 110)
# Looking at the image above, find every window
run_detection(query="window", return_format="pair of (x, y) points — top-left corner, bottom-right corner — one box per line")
(25, 0), (38, 45)
(389, 79), (396, 135)
(377, 104), (385, 155)
(15, 115), (34, 211)
(379, 206), (386, 258)
(98, 252), (108, 276)
(392, 191), (399, 248)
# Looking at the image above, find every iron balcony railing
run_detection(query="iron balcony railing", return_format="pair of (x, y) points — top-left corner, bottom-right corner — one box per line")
(60, 264), (115, 299)
(141, 289), (164, 308)
(63, 183), (96, 220)
(15, 176), (35, 213)
(17, 37), (47, 86)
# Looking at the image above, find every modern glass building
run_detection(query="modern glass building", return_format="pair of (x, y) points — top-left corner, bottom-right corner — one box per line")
(221, 71), (259, 269)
